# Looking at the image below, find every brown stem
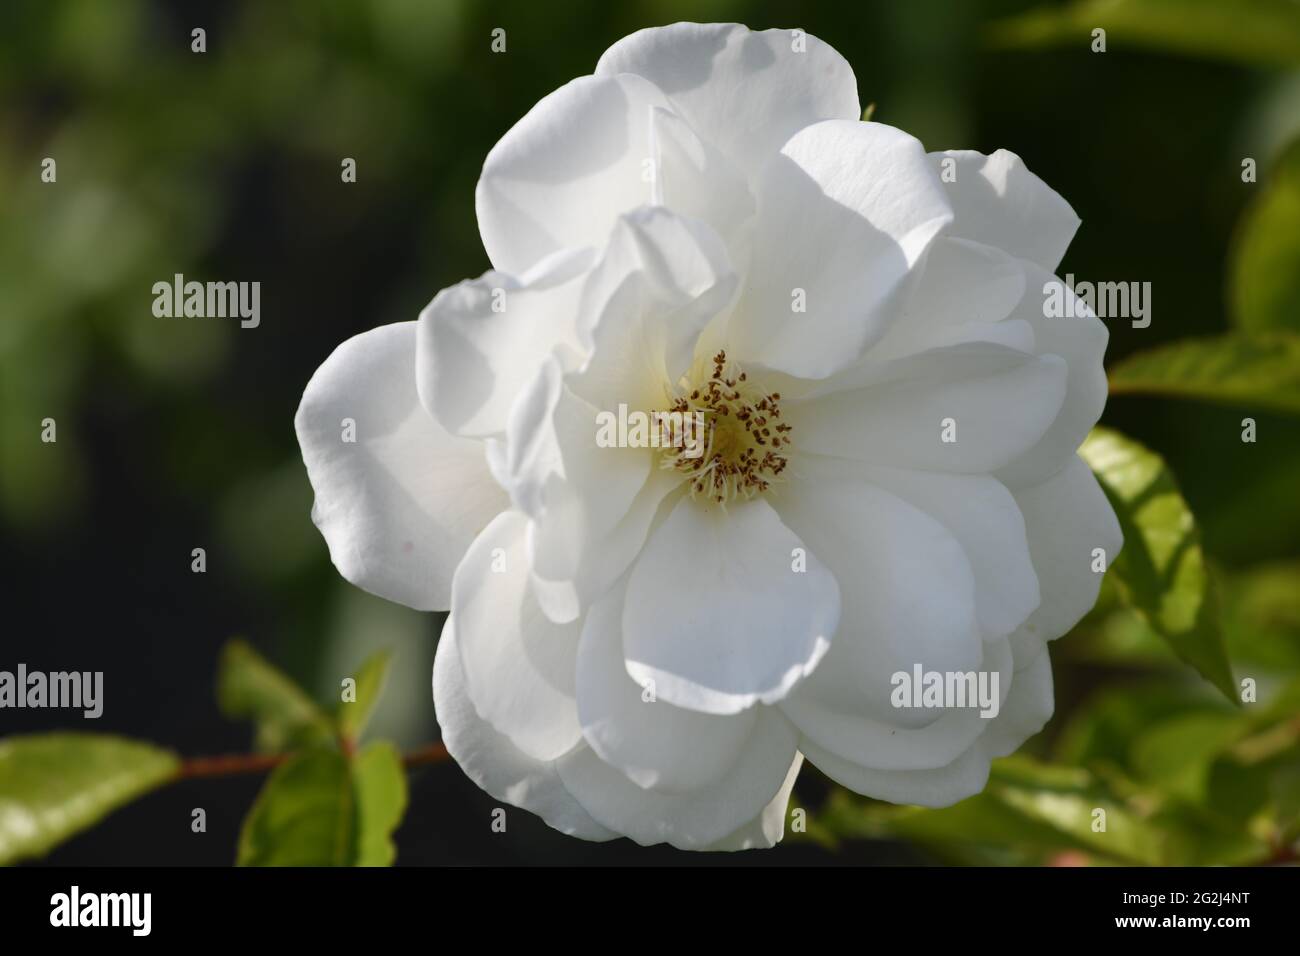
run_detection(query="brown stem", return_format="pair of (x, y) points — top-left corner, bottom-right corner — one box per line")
(174, 741), (450, 780)
(175, 752), (289, 780)
(402, 742), (449, 768)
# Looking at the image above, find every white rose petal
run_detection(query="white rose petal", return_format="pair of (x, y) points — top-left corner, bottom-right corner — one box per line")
(450, 510), (583, 762)
(596, 23), (861, 182)
(295, 321), (507, 611)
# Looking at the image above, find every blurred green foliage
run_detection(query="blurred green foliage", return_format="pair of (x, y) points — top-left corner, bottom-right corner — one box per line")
(989, 0), (1300, 66)
(804, 0), (1300, 866)
(1232, 137), (1300, 333)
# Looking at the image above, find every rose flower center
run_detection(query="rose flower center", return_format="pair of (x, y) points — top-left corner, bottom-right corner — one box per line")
(657, 350), (791, 504)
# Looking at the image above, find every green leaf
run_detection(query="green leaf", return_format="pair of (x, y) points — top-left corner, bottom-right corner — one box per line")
(353, 742), (407, 866)
(1206, 754), (1273, 824)
(236, 742), (407, 867)
(1065, 605), (1178, 666)
(1054, 681), (1226, 769)
(217, 638), (334, 753)
(1221, 562), (1300, 670)
(814, 751), (1280, 865)
(1081, 428), (1236, 701)
(1108, 334), (1300, 414)
(1272, 756), (1300, 839)
(1130, 712), (1249, 801)
(1052, 678), (1300, 861)
(988, 0), (1300, 67)
(237, 747), (354, 866)
(988, 759), (1166, 865)
(337, 650), (392, 742)
(1232, 138), (1300, 333)
(1069, 563), (1300, 672)
(0, 733), (179, 865)
(1144, 798), (1271, 865)
(817, 757), (1168, 865)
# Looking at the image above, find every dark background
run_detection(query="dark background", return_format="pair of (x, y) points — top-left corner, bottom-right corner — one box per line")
(3, 0), (1298, 864)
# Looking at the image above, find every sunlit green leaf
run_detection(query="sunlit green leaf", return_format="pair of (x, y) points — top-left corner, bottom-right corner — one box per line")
(236, 742), (407, 867)
(237, 748), (353, 866)
(1068, 562), (1300, 672)
(0, 733), (178, 865)
(1081, 428), (1236, 701)
(988, 0), (1300, 66)
(217, 638), (334, 753)
(337, 650), (392, 742)
(1108, 334), (1300, 414)
(353, 742), (407, 866)
(1232, 138), (1300, 333)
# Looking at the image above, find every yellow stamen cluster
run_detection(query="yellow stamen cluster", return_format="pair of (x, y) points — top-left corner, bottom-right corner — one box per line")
(658, 350), (791, 504)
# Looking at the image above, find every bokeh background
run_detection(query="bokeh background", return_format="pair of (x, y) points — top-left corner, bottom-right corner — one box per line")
(3, 0), (1298, 865)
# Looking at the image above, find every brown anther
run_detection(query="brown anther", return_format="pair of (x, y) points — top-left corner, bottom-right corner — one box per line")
(654, 349), (790, 504)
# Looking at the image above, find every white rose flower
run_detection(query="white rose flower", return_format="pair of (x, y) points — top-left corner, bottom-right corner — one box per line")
(295, 22), (1122, 850)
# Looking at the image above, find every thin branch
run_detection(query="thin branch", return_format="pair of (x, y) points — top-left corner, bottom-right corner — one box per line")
(175, 752), (288, 780)
(174, 741), (450, 781)
(402, 742), (449, 768)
